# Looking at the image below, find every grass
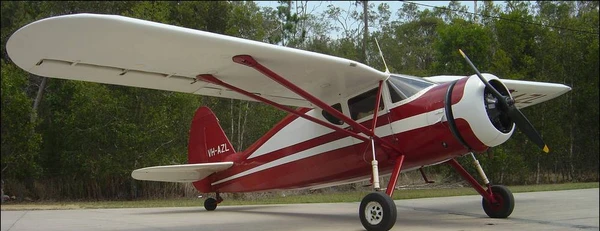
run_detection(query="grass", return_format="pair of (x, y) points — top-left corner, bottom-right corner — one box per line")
(1, 182), (597, 211)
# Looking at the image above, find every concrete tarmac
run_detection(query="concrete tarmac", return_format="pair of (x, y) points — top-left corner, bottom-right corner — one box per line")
(1, 188), (598, 231)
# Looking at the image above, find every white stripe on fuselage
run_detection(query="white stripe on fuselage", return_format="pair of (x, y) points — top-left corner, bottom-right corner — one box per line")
(248, 85), (437, 160)
(211, 108), (444, 186)
(248, 110), (336, 159)
(213, 136), (361, 185)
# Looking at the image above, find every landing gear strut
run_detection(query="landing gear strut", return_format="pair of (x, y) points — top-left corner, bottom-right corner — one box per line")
(204, 192), (223, 211)
(359, 155), (404, 231)
(448, 157), (515, 219)
(359, 82), (403, 231)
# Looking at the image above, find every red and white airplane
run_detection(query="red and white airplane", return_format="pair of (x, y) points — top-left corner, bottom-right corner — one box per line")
(7, 14), (571, 231)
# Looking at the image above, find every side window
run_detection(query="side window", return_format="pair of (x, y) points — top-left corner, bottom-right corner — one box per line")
(322, 103), (344, 125)
(348, 88), (385, 120)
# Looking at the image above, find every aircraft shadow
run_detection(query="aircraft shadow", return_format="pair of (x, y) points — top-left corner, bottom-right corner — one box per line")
(398, 205), (599, 230)
(134, 205), (282, 215)
(130, 202), (598, 231)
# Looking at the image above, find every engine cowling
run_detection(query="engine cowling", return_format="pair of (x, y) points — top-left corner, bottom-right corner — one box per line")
(446, 74), (515, 150)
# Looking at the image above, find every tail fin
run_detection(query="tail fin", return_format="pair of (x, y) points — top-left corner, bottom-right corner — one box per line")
(188, 106), (236, 164)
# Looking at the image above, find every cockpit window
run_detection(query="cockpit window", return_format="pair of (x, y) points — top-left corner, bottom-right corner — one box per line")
(348, 88), (385, 120)
(322, 103), (344, 125)
(387, 74), (435, 103)
(387, 83), (404, 103)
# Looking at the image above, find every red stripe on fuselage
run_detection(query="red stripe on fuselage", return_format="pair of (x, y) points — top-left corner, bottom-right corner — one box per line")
(387, 78), (467, 121)
(213, 119), (480, 192)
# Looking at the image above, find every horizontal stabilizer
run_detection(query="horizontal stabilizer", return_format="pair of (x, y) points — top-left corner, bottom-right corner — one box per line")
(131, 162), (233, 183)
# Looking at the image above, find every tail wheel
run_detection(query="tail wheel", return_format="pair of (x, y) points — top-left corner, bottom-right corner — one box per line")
(359, 192), (397, 231)
(482, 185), (514, 218)
(204, 198), (217, 211)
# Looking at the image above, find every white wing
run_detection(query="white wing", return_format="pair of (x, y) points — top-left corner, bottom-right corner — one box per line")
(7, 13), (387, 108)
(501, 79), (571, 109)
(424, 75), (571, 109)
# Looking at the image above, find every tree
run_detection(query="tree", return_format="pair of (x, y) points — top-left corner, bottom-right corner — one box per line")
(0, 61), (42, 198)
(434, 19), (494, 75)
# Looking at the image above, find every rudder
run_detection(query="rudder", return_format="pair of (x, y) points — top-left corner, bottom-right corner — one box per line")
(188, 106), (236, 164)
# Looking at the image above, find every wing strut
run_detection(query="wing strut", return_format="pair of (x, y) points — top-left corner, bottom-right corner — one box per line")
(371, 80), (384, 132)
(364, 81), (405, 194)
(197, 74), (370, 142)
(231, 54), (403, 155)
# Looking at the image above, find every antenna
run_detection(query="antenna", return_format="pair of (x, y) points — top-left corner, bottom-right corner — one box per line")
(374, 37), (389, 74)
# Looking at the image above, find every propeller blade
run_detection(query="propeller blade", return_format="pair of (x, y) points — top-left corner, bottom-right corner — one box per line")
(507, 107), (550, 153)
(458, 49), (506, 104)
(458, 49), (550, 153)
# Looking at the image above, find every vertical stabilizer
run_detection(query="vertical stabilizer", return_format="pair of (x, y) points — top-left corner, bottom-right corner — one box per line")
(188, 106), (236, 164)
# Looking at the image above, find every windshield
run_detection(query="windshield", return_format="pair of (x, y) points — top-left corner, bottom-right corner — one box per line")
(387, 74), (435, 102)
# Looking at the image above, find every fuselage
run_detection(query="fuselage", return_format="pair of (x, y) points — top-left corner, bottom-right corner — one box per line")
(195, 74), (514, 193)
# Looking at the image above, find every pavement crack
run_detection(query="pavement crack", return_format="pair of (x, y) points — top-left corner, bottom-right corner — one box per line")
(6, 210), (28, 231)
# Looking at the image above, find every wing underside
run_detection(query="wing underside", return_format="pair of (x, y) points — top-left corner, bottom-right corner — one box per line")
(7, 13), (388, 108)
(424, 75), (571, 109)
(500, 79), (571, 109)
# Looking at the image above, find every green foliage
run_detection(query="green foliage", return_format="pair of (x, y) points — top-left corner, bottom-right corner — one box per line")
(376, 9), (444, 75)
(1, 62), (42, 183)
(225, 1), (266, 40)
(434, 19), (493, 74)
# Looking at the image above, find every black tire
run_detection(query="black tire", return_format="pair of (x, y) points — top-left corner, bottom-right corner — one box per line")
(204, 198), (217, 211)
(359, 192), (397, 231)
(482, 185), (514, 218)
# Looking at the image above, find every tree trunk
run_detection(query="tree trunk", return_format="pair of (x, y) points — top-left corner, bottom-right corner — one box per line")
(568, 81), (575, 181)
(237, 101), (243, 148)
(500, 165), (504, 184)
(536, 160), (540, 184)
(362, 0), (368, 64)
(537, 112), (544, 184)
(231, 99), (234, 143)
(240, 102), (250, 149)
(31, 76), (48, 122)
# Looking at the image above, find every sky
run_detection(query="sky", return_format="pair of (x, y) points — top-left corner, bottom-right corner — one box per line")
(255, 1), (490, 16)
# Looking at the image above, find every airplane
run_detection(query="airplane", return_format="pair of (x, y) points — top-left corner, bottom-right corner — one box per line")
(7, 13), (572, 231)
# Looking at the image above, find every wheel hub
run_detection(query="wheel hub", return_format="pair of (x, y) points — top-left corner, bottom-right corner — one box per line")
(364, 201), (383, 225)
(489, 194), (505, 211)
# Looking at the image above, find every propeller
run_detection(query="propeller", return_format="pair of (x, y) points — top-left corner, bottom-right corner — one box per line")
(458, 49), (549, 153)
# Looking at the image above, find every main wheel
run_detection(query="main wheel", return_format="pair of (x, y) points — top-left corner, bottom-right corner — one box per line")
(482, 185), (514, 218)
(204, 198), (217, 211)
(359, 192), (397, 231)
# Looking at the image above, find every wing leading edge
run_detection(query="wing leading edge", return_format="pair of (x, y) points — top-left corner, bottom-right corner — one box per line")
(7, 13), (388, 108)
(500, 79), (571, 109)
(424, 75), (571, 109)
